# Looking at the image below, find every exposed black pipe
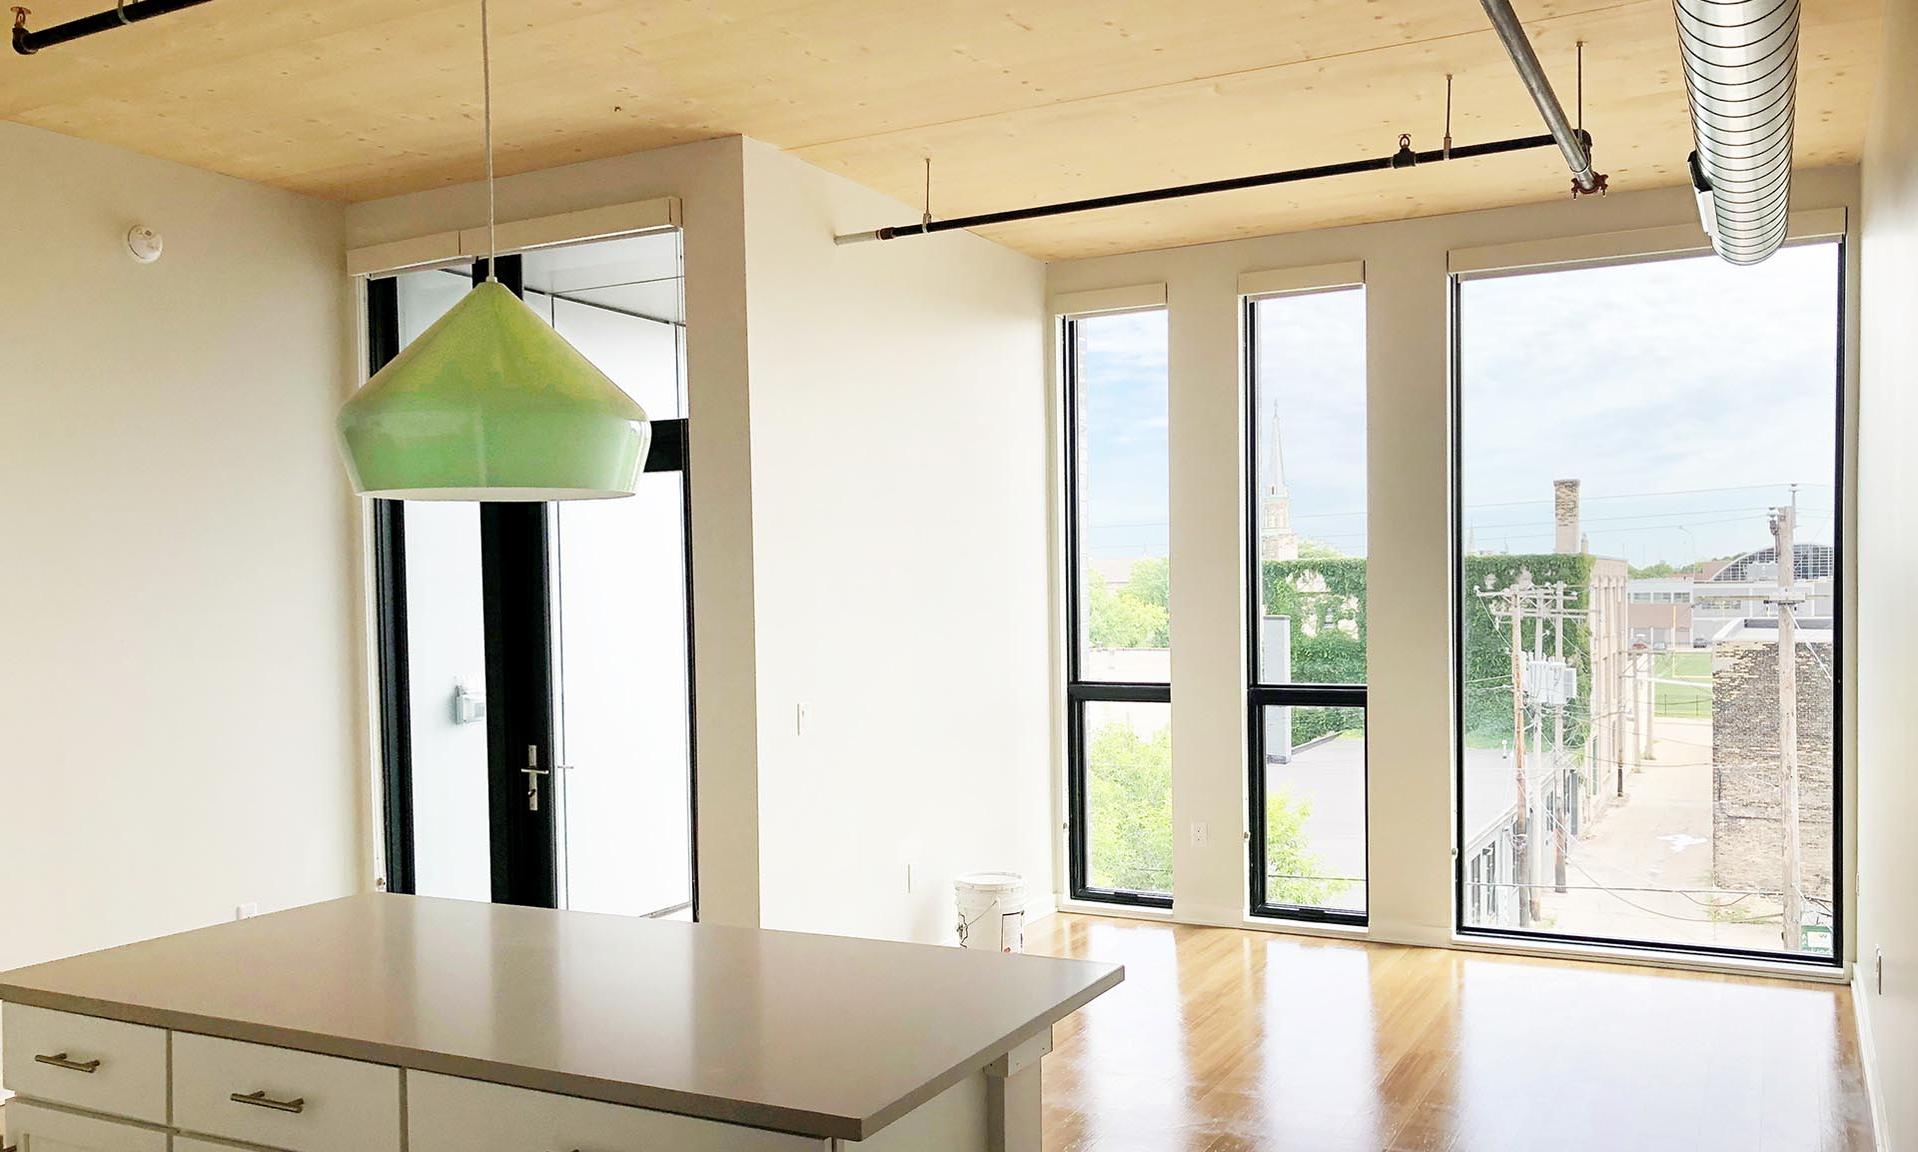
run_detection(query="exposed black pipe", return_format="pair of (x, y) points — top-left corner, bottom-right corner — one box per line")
(11, 0), (214, 56)
(834, 133), (1565, 244)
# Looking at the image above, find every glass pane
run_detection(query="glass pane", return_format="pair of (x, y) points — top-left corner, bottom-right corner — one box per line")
(1083, 700), (1173, 897)
(403, 501), (491, 902)
(1260, 706), (1366, 913)
(1073, 310), (1170, 684)
(522, 232), (686, 418)
(552, 476), (694, 919)
(397, 265), (472, 344)
(1457, 244), (1841, 959)
(392, 264), (492, 903)
(1251, 289), (1367, 685)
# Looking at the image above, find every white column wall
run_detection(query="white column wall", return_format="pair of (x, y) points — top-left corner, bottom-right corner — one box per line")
(1856, 0), (1918, 1140)
(1047, 166), (1860, 949)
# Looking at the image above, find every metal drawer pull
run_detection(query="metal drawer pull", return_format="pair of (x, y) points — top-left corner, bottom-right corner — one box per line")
(231, 1089), (307, 1114)
(34, 1051), (101, 1073)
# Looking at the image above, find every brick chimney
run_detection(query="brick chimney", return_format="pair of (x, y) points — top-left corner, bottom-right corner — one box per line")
(1554, 479), (1581, 554)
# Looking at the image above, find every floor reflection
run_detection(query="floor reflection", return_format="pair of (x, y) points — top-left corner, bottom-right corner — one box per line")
(1026, 914), (1872, 1152)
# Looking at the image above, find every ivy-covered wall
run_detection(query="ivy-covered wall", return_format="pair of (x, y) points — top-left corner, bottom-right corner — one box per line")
(1260, 553), (1599, 749)
(1262, 558), (1366, 744)
(1460, 554), (1597, 748)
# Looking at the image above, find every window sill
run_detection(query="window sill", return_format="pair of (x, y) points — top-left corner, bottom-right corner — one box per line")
(1054, 897), (1175, 922)
(1448, 930), (1849, 983)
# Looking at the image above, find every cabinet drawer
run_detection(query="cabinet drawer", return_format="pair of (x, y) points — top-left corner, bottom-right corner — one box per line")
(1, 1005), (168, 1124)
(172, 1032), (399, 1152)
(3, 1100), (168, 1152)
(408, 1071), (820, 1152)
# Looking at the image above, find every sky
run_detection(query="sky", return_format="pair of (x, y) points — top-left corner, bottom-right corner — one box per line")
(1076, 242), (1842, 572)
(1076, 309), (1172, 565)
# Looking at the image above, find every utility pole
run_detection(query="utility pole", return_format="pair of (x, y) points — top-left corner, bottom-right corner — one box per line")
(1609, 579), (1626, 799)
(1483, 578), (1535, 928)
(1641, 646), (1657, 762)
(1553, 581), (1569, 894)
(1773, 503), (1803, 950)
(1481, 578), (1582, 923)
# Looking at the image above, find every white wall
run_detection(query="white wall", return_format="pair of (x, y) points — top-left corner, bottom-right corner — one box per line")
(0, 124), (363, 971)
(741, 140), (1053, 943)
(1046, 167), (1861, 951)
(1857, 2), (1918, 1142)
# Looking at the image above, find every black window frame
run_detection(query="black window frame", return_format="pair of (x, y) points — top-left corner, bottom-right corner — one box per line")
(1242, 290), (1370, 927)
(1447, 237), (1848, 967)
(1061, 310), (1174, 910)
(369, 255), (701, 917)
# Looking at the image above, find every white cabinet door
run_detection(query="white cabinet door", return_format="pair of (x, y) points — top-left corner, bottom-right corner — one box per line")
(172, 1032), (400, 1152)
(1, 1005), (168, 1124)
(408, 1071), (823, 1152)
(4, 1100), (168, 1152)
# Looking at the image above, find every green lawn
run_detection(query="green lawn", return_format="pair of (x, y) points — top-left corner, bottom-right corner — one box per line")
(1655, 650), (1712, 679)
(1654, 649), (1713, 718)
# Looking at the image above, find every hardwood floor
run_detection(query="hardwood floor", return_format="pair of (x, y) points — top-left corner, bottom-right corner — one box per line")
(1025, 914), (1875, 1152)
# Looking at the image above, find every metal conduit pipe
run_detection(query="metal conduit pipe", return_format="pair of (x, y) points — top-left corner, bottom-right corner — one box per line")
(1674, 0), (1800, 265)
(10, 0), (215, 55)
(1478, 0), (1602, 194)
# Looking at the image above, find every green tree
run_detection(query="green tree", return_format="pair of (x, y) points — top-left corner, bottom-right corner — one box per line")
(1122, 556), (1170, 611)
(1085, 558), (1171, 649)
(1086, 574), (1169, 648)
(1629, 561), (1676, 578)
(1087, 715), (1339, 900)
(1086, 720), (1174, 892)
(1266, 785), (1343, 906)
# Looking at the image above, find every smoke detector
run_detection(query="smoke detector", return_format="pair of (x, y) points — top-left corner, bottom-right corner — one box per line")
(126, 225), (163, 264)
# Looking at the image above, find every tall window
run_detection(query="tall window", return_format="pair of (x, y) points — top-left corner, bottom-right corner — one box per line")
(1454, 240), (1843, 963)
(1246, 281), (1368, 922)
(1064, 307), (1172, 906)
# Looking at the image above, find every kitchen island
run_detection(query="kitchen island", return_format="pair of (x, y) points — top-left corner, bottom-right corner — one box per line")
(0, 894), (1121, 1151)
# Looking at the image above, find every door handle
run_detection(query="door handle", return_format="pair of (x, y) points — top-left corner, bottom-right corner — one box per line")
(523, 744), (551, 811)
(34, 1051), (101, 1073)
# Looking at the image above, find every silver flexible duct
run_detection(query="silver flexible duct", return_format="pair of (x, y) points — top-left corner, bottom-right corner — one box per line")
(1675, 0), (1801, 265)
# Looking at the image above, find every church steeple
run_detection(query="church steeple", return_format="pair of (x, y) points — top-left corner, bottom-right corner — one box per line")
(1259, 390), (1300, 562)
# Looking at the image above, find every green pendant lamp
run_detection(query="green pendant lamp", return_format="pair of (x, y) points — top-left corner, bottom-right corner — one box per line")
(336, 0), (648, 501)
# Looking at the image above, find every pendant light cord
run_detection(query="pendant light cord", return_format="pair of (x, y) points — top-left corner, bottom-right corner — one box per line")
(481, 0), (496, 281)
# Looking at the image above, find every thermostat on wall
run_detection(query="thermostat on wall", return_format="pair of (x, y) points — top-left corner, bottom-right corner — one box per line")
(453, 680), (487, 724)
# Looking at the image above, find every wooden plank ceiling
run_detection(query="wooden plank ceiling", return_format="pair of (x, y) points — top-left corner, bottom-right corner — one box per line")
(0, 0), (1881, 260)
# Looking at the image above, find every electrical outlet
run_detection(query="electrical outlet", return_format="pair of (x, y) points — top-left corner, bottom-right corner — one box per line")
(1191, 821), (1209, 847)
(235, 902), (259, 921)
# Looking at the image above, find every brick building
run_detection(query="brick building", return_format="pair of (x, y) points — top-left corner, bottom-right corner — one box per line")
(1711, 623), (1837, 903)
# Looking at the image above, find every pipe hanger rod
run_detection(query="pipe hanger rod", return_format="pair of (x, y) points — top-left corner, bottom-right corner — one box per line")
(1478, 0), (1601, 194)
(834, 133), (1560, 245)
(11, 0), (214, 55)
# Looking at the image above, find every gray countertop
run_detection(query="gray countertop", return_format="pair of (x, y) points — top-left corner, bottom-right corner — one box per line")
(0, 894), (1121, 1141)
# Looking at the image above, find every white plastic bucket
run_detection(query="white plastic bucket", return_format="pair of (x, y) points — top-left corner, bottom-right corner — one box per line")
(955, 872), (1026, 952)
